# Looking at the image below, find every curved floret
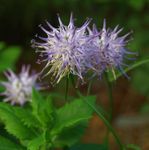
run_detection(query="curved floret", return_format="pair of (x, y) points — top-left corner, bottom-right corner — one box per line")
(87, 20), (136, 78)
(0, 66), (38, 105)
(31, 14), (91, 84)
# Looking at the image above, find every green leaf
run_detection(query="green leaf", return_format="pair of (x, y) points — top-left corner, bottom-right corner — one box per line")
(31, 89), (54, 127)
(0, 102), (36, 141)
(69, 144), (107, 150)
(51, 96), (96, 136)
(0, 135), (25, 150)
(53, 122), (87, 147)
(27, 134), (46, 150)
(13, 107), (41, 128)
(108, 58), (149, 82)
(0, 46), (21, 72)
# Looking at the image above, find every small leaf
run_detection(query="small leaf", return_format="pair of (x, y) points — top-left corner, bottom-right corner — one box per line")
(31, 89), (54, 127)
(13, 107), (41, 128)
(0, 102), (36, 141)
(0, 135), (25, 150)
(51, 96), (96, 136)
(27, 134), (46, 150)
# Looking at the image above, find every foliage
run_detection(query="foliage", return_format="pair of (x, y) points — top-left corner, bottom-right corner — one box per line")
(0, 89), (96, 150)
(0, 135), (25, 150)
(69, 143), (107, 150)
(0, 42), (21, 72)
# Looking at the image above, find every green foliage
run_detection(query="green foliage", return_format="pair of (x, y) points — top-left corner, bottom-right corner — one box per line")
(53, 123), (87, 147)
(0, 89), (96, 149)
(69, 144), (107, 150)
(13, 107), (41, 128)
(51, 96), (96, 135)
(27, 133), (46, 150)
(32, 89), (54, 127)
(0, 103), (36, 141)
(0, 135), (25, 150)
(0, 43), (21, 72)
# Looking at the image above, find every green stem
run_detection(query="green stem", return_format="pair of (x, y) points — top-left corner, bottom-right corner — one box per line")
(87, 80), (93, 96)
(104, 73), (117, 149)
(70, 75), (124, 149)
(77, 91), (124, 150)
(65, 76), (69, 102)
(105, 73), (114, 122)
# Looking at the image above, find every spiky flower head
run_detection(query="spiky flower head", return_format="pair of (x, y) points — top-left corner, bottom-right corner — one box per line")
(31, 14), (91, 84)
(0, 66), (39, 105)
(87, 20), (135, 78)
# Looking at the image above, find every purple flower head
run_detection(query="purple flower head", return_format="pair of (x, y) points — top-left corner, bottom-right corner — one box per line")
(87, 19), (136, 78)
(0, 66), (39, 105)
(31, 14), (91, 84)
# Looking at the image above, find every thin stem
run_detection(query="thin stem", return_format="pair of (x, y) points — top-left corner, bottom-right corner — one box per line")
(87, 80), (93, 96)
(105, 73), (114, 122)
(77, 91), (124, 150)
(70, 75), (124, 149)
(65, 76), (69, 102)
(104, 73), (114, 149)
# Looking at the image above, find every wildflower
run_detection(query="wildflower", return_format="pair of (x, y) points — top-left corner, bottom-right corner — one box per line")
(0, 66), (38, 105)
(87, 20), (136, 78)
(31, 14), (91, 84)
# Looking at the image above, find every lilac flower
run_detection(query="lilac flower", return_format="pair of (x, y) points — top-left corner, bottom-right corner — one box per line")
(87, 20), (136, 78)
(31, 14), (91, 84)
(0, 66), (39, 105)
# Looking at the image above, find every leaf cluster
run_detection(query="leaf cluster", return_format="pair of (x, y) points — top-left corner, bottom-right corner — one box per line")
(0, 89), (96, 150)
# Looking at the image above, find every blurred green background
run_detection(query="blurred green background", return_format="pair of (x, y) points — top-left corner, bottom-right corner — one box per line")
(0, 0), (149, 149)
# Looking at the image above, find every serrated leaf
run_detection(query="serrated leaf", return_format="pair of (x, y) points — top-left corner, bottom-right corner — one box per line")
(69, 144), (107, 150)
(31, 89), (54, 127)
(13, 107), (41, 128)
(0, 102), (36, 141)
(0, 135), (25, 150)
(108, 58), (149, 82)
(27, 134), (46, 150)
(51, 96), (96, 135)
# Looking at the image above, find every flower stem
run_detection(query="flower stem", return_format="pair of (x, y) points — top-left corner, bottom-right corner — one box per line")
(105, 73), (114, 121)
(70, 76), (125, 149)
(65, 76), (69, 102)
(87, 80), (93, 96)
(77, 91), (125, 150)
